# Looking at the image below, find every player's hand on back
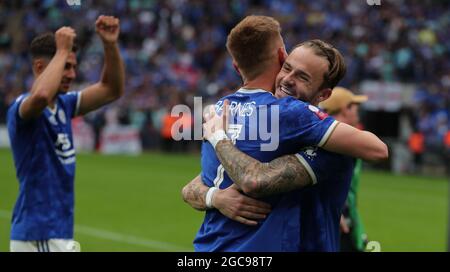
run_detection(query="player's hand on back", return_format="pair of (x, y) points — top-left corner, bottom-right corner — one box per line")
(96, 15), (120, 44)
(212, 184), (271, 226)
(55, 27), (76, 53)
(203, 99), (229, 143)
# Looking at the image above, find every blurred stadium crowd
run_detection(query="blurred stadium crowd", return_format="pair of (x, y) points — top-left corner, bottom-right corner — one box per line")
(0, 0), (449, 169)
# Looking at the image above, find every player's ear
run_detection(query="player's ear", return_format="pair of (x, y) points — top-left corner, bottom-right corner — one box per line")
(317, 88), (332, 103)
(32, 58), (47, 76)
(232, 60), (241, 76)
(277, 47), (287, 66)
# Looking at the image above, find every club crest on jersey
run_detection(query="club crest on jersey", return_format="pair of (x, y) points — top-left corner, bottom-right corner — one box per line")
(308, 105), (328, 120)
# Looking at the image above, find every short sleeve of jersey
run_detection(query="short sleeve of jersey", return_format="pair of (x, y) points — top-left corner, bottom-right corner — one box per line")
(7, 94), (29, 127)
(294, 147), (325, 185)
(278, 97), (339, 148)
(295, 147), (354, 186)
(60, 91), (81, 118)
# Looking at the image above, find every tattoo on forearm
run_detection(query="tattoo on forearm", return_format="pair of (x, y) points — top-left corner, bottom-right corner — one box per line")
(182, 176), (209, 211)
(215, 140), (312, 198)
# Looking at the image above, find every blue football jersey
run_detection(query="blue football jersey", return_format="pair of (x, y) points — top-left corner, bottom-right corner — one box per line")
(194, 88), (339, 252)
(296, 147), (354, 252)
(7, 91), (81, 241)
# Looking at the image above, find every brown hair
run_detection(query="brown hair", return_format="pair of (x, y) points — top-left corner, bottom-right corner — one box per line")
(30, 32), (78, 60)
(226, 15), (282, 80)
(295, 39), (346, 90)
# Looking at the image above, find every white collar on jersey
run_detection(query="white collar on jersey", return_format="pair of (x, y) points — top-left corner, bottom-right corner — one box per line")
(236, 88), (271, 94)
(47, 104), (58, 115)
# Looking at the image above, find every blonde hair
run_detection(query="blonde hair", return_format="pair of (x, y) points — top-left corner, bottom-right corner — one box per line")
(226, 15), (282, 80)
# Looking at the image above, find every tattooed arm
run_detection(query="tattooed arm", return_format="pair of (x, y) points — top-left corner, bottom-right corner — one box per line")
(215, 139), (313, 198)
(202, 100), (312, 199)
(181, 174), (271, 225)
(182, 175), (209, 211)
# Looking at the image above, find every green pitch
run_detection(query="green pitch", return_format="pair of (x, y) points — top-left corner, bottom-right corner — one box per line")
(0, 148), (447, 251)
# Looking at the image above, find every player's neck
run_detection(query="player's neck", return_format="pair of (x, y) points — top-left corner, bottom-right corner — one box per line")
(242, 71), (276, 94)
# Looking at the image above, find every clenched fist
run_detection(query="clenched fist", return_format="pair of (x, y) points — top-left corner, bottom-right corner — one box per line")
(96, 15), (120, 44)
(55, 27), (76, 53)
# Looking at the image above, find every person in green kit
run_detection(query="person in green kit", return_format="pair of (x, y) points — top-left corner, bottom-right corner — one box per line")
(319, 87), (369, 252)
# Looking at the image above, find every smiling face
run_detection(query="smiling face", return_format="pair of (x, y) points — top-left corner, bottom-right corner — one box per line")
(274, 46), (330, 105)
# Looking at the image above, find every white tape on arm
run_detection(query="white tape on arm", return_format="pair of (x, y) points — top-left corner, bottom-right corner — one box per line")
(205, 187), (219, 209)
(208, 130), (229, 149)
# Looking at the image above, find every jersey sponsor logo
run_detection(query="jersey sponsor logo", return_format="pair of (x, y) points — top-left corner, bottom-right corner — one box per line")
(56, 133), (71, 151)
(55, 133), (75, 164)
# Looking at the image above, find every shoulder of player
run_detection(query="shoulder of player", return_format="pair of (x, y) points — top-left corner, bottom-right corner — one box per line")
(7, 93), (29, 119)
(57, 91), (80, 106)
(10, 93), (29, 106)
(299, 147), (353, 162)
(297, 147), (354, 183)
(52, 91), (81, 117)
(59, 91), (79, 99)
(272, 97), (330, 120)
(271, 97), (309, 111)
